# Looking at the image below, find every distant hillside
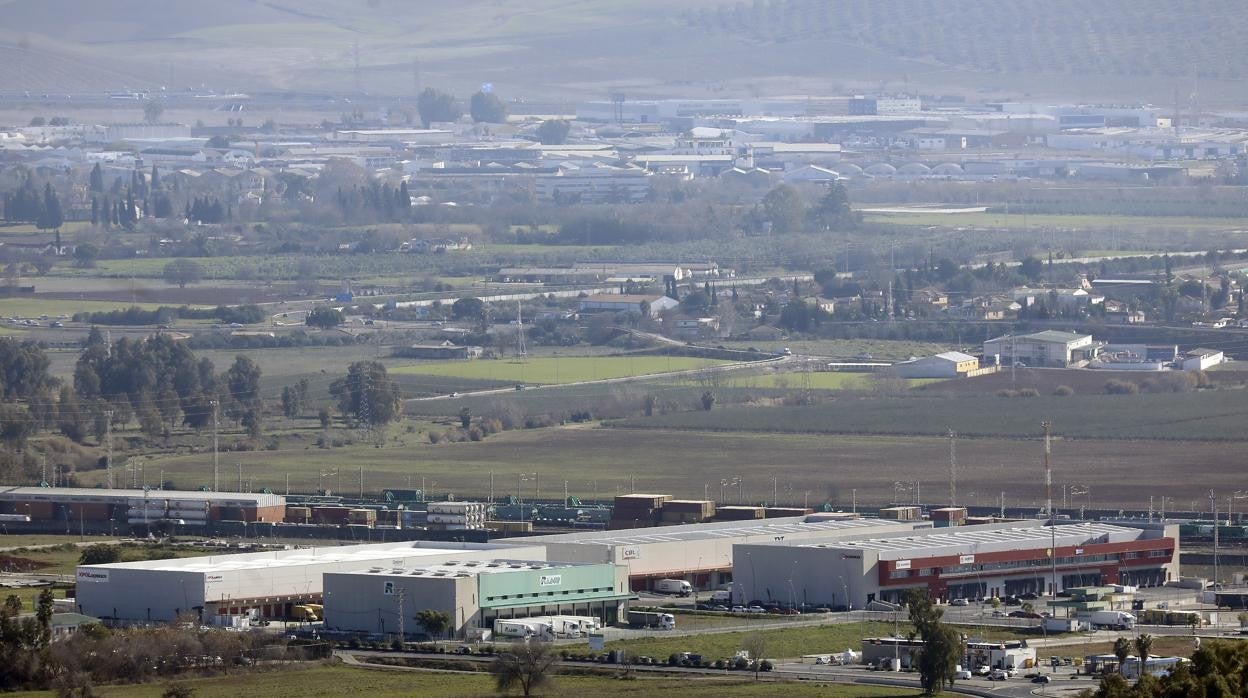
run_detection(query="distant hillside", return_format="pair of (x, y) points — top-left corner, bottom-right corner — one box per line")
(686, 0), (1245, 81)
(0, 0), (1243, 102)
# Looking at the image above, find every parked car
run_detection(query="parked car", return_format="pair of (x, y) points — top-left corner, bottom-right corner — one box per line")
(1020, 592), (1040, 600)
(731, 606), (748, 614)
(954, 669), (973, 680)
(1032, 675), (1051, 684)
(746, 605), (766, 614)
(709, 605), (728, 612)
(950, 598), (969, 606)
(989, 669), (1008, 681)
(777, 608), (801, 615)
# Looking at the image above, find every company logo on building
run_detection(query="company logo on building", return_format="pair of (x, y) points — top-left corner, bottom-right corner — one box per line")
(539, 575), (562, 587)
(77, 570), (109, 583)
(958, 554), (975, 565)
(383, 581), (395, 596)
(895, 560), (911, 570)
(619, 547), (641, 560)
(205, 574), (224, 585)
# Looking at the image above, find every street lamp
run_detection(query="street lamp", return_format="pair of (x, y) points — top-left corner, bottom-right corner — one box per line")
(518, 473), (536, 522)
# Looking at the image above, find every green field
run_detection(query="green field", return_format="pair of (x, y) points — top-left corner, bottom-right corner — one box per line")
(863, 210), (1248, 231)
(611, 390), (1248, 442)
(1, 298), (166, 318)
(16, 661), (918, 697)
(605, 621), (1019, 662)
(392, 356), (735, 385)
(103, 420), (1247, 509)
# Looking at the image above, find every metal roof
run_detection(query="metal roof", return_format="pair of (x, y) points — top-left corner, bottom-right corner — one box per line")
(341, 559), (595, 580)
(799, 522), (1146, 560)
(506, 516), (917, 547)
(0, 486), (283, 506)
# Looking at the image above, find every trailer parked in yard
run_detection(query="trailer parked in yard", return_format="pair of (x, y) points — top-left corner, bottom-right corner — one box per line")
(1085, 610), (1136, 630)
(654, 579), (693, 596)
(627, 610), (675, 630)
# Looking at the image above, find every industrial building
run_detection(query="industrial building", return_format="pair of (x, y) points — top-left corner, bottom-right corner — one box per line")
(983, 330), (1099, 368)
(76, 541), (544, 624)
(0, 487), (286, 527)
(503, 515), (926, 591)
(733, 520), (1178, 608)
(892, 352), (980, 379)
(323, 559), (630, 639)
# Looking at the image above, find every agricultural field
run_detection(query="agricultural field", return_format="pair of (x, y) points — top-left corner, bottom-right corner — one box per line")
(718, 339), (953, 361)
(610, 389), (1248, 442)
(15, 661), (919, 697)
(0, 298), (165, 318)
(110, 421), (1247, 510)
(392, 356), (735, 385)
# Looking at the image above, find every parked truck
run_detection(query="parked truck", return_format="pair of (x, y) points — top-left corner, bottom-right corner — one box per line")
(1086, 610), (1136, 630)
(709, 590), (732, 604)
(493, 618), (553, 640)
(627, 611), (675, 630)
(654, 579), (693, 596)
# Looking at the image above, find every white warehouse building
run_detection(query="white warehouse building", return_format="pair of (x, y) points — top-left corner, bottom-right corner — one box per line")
(502, 515), (926, 592)
(733, 520), (1179, 609)
(76, 541), (544, 624)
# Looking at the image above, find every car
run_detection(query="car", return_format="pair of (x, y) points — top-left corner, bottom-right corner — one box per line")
(992, 610), (1004, 617)
(515, 384), (526, 391)
(1008, 610), (1028, 618)
(764, 607), (782, 614)
(954, 669), (973, 680)
(974, 666), (990, 676)
(812, 607), (832, 614)
(710, 605), (728, 612)
(1032, 675), (1051, 684)
(1020, 592), (1040, 600)
(731, 605), (748, 614)
(989, 669), (1008, 681)
(696, 603), (712, 611)
(229, 322), (242, 328)
(50, 321), (63, 328)
(950, 598), (969, 607)
(777, 608), (800, 615)
(747, 605), (766, 614)
(449, 392), (459, 398)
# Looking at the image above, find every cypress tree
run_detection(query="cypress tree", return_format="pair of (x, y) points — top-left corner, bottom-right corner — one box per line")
(89, 162), (104, 192)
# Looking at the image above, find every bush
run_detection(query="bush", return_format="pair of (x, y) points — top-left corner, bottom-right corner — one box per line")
(668, 653), (681, 666)
(1052, 385), (1074, 396)
(1104, 379), (1139, 395)
(995, 389), (1018, 398)
(427, 431), (442, 444)
(760, 659), (774, 672)
(1016, 388), (1039, 397)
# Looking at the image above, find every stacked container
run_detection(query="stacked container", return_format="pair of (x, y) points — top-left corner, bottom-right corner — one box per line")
(609, 494), (671, 529)
(347, 509), (377, 525)
(763, 507), (814, 518)
(879, 506), (922, 521)
(166, 499), (209, 526)
(285, 506), (312, 524)
(930, 507), (968, 527)
(426, 501), (487, 529)
(660, 499), (716, 524)
(713, 505), (765, 521)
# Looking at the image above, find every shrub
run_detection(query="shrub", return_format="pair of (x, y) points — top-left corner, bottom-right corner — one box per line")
(1016, 387), (1039, 397)
(995, 389), (1018, 398)
(760, 659), (774, 672)
(1104, 379), (1139, 395)
(668, 653), (681, 666)
(427, 431), (442, 444)
(1053, 385), (1074, 396)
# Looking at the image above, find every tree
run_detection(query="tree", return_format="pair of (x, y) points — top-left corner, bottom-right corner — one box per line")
(451, 296), (485, 321)
(142, 100), (164, 124)
(743, 631), (766, 681)
(469, 90), (507, 123)
(318, 407), (332, 430)
(1019, 256), (1044, 281)
(224, 355), (262, 426)
(89, 163), (104, 193)
(36, 183), (62, 232)
(416, 88), (462, 128)
(490, 641), (556, 697)
(73, 243), (98, 269)
(414, 609), (450, 640)
(762, 184), (805, 233)
(458, 406), (472, 430)
(79, 544), (121, 565)
(808, 182), (859, 231)
(206, 135), (230, 149)
(1113, 637), (1132, 676)
(700, 391), (715, 411)
(330, 360), (403, 427)
(905, 589), (961, 694)
(305, 305), (344, 329)
(162, 259), (204, 288)
(535, 119), (571, 145)
(1134, 634), (1153, 683)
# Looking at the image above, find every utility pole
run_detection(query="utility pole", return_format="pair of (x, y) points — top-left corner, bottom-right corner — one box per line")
(852, 488), (856, 514)
(359, 467), (364, 499)
(1212, 490), (1220, 588)
(1043, 420), (1057, 598)
(948, 429), (957, 508)
(211, 399), (219, 492)
(237, 462), (243, 493)
(105, 410), (114, 488)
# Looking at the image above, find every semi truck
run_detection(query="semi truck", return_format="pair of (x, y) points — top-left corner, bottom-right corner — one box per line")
(493, 618), (553, 640)
(654, 579), (693, 596)
(1085, 610), (1136, 630)
(627, 610), (675, 630)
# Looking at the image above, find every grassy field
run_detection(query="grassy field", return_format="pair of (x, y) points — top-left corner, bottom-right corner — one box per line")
(0, 534), (121, 549)
(671, 372), (876, 390)
(1039, 636), (1216, 660)
(610, 389), (1248, 442)
(718, 339), (953, 361)
(1, 298), (165, 318)
(16, 661), (918, 697)
(100, 422), (1248, 509)
(605, 621), (1019, 662)
(392, 356), (734, 385)
(862, 211), (1248, 231)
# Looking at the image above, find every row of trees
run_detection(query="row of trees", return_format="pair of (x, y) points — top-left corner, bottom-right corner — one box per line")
(416, 88), (507, 128)
(1, 180), (63, 231)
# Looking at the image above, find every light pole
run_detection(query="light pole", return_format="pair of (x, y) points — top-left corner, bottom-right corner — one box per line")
(518, 473), (536, 522)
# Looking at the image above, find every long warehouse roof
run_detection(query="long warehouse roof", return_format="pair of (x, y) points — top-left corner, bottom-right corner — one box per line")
(80, 541), (531, 574)
(505, 516), (918, 547)
(800, 521), (1156, 560)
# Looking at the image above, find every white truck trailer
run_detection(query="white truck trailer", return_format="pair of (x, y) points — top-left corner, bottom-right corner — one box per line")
(493, 618), (553, 640)
(654, 579), (693, 596)
(627, 610), (675, 630)
(1085, 610), (1136, 630)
